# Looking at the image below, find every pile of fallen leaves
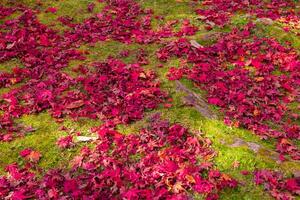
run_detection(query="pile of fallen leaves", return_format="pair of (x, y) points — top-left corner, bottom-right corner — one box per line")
(158, 23), (300, 160)
(0, 6), (16, 19)
(0, 0), (200, 141)
(0, 57), (166, 141)
(195, 0), (299, 28)
(0, 116), (237, 199)
(0, 1), (170, 141)
(254, 169), (300, 199)
(62, 0), (198, 44)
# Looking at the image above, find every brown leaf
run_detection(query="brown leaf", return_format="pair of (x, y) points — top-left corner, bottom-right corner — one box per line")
(232, 160), (240, 169)
(186, 175), (196, 183)
(253, 108), (260, 116)
(255, 77), (264, 82)
(26, 151), (42, 163)
(65, 100), (84, 109)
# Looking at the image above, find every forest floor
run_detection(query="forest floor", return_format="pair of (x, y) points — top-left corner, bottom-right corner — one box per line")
(0, 0), (300, 199)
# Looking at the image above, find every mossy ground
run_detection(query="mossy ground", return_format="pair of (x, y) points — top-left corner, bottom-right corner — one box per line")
(1, 0), (300, 199)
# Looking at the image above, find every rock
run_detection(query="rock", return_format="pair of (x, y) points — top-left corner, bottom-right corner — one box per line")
(76, 136), (97, 142)
(247, 142), (261, 153)
(230, 138), (247, 147)
(200, 32), (222, 41)
(206, 21), (216, 27)
(230, 138), (262, 153)
(229, 138), (281, 162)
(293, 171), (300, 178)
(256, 18), (274, 25)
(190, 40), (203, 49)
(176, 81), (217, 119)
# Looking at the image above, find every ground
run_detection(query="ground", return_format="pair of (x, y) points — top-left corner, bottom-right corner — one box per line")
(0, 0), (300, 199)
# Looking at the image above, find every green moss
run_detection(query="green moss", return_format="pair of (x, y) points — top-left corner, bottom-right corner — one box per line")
(0, 58), (23, 73)
(37, 0), (104, 31)
(0, 0), (300, 199)
(0, 11), (23, 25)
(139, 0), (201, 28)
(2, 0), (105, 31)
(219, 177), (273, 200)
(255, 22), (300, 49)
(0, 113), (64, 173)
(231, 14), (251, 27)
(116, 120), (146, 135)
(0, 112), (100, 174)
(82, 41), (139, 62)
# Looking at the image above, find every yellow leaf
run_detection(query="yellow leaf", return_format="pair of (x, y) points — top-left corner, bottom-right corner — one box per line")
(255, 77), (264, 82)
(253, 109), (260, 116)
(186, 175), (196, 183)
